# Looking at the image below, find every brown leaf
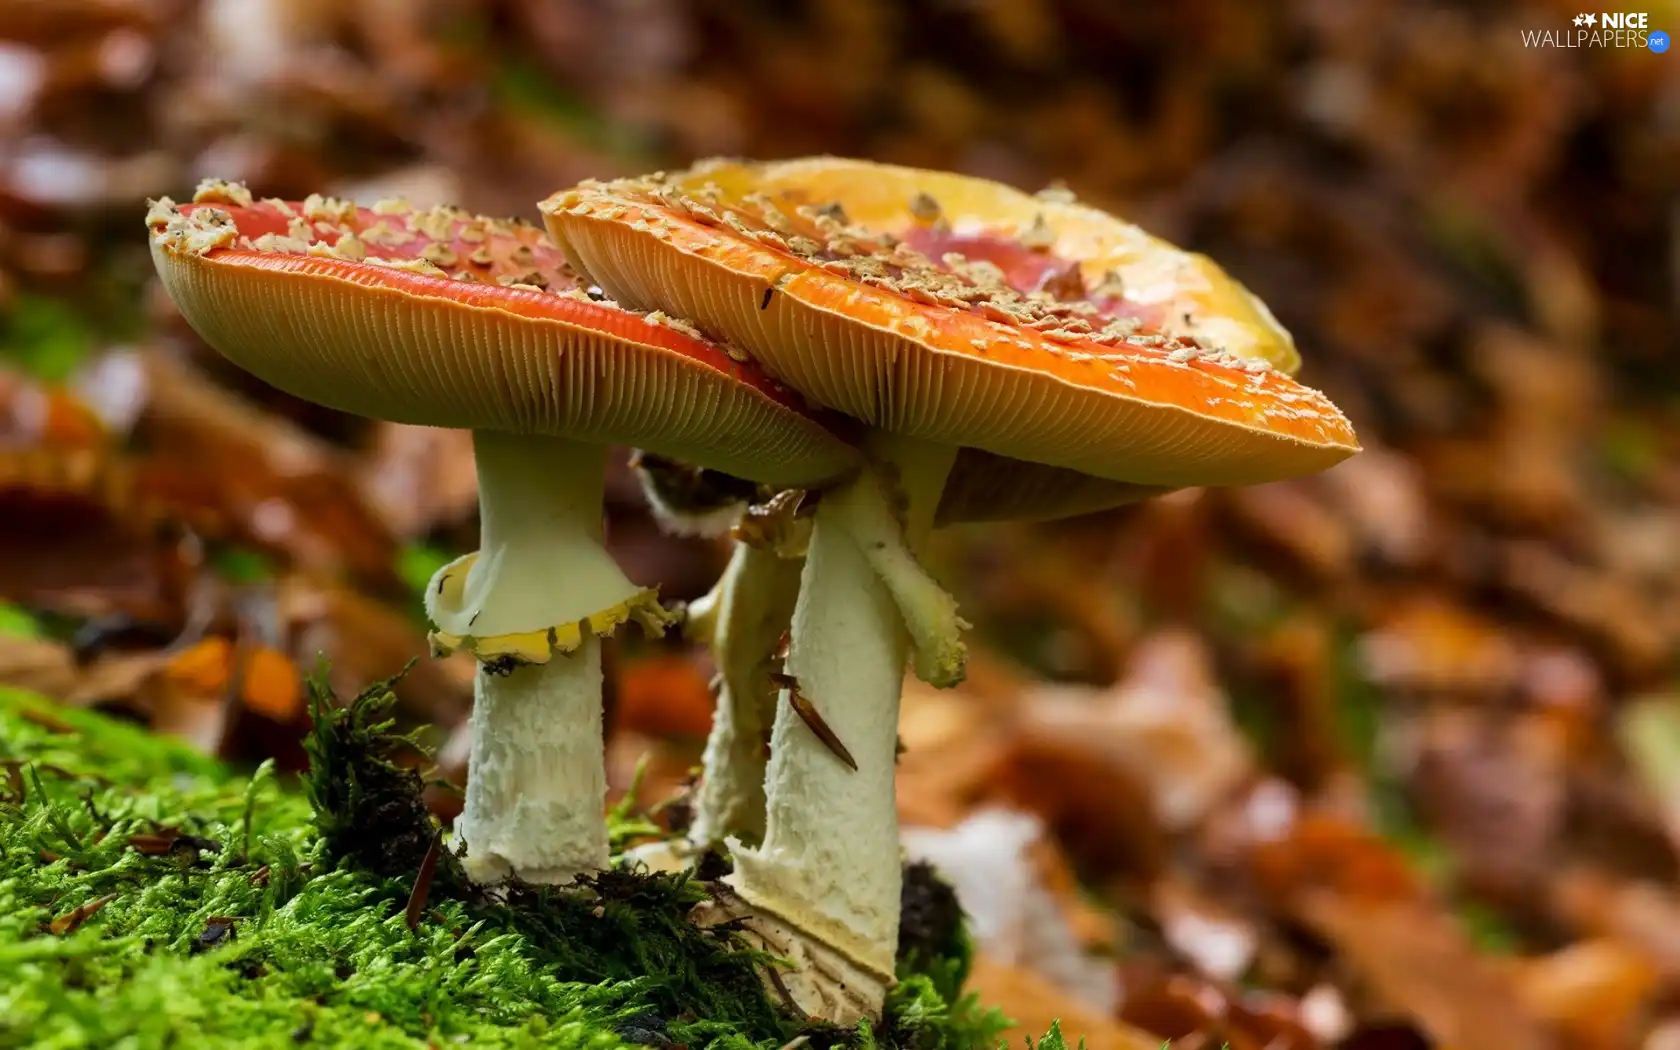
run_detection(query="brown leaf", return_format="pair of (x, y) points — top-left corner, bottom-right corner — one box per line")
(1358, 597), (1522, 699)
(773, 673), (857, 772)
(113, 351), (401, 590)
(405, 832), (441, 931)
(1549, 869), (1680, 981)
(238, 645), (301, 722)
(49, 893), (117, 935)
(0, 634), (79, 700)
(1248, 812), (1423, 907)
(356, 422), (479, 539)
(1216, 481), (1354, 585)
(280, 577), (471, 727)
(1017, 630), (1253, 835)
(1408, 708), (1568, 898)
(1515, 939), (1658, 1050)
(968, 953), (1162, 1050)
(1300, 894), (1551, 1050)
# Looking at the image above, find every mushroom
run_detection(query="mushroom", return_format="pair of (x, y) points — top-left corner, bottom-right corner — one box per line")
(628, 452), (810, 852)
(631, 447), (1159, 860)
(542, 157), (1361, 1022)
(147, 180), (858, 886)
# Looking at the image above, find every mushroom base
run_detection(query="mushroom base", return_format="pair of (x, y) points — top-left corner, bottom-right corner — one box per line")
(693, 889), (889, 1026)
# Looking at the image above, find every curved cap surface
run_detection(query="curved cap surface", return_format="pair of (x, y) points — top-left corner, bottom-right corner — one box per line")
(542, 158), (1358, 493)
(148, 181), (859, 489)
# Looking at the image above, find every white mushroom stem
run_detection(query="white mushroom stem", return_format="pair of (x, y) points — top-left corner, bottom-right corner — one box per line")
(459, 639), (607, 884)
(728, 431), (961, 1008)
(687, 541), (804, 849)
(430, 430), (658, 886)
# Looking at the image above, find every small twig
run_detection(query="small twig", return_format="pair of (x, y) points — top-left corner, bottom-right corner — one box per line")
(764, 961), (800, 1012)
(405, 832), (442, 931)
(771, 673), (857, 771)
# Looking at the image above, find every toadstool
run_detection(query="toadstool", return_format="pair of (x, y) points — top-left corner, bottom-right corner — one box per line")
(628, 452), (810, 853)
(541, 157), (1360, 1021)
(631, 445), (1160, 862)
(147, 180), (858, 886)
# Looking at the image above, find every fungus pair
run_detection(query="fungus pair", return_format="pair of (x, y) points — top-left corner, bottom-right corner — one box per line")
(149, 158), (1359, 1025)
(147, 183), (857, 886)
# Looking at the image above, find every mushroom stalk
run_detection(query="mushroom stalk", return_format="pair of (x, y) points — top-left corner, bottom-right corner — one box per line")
(459, 637), (607, 884)
(687, 540), (804, 849)
(432, 430), (666, 886)
(728, 431), (958, 1009)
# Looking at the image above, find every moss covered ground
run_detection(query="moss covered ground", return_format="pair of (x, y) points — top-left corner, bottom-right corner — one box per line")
(0, 676), (1046, 1050)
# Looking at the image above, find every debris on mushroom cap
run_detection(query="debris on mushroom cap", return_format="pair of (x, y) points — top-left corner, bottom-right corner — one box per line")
(191, 178), (254, 209)
(1018, 213), (1056, 251)
(146, 197), (238, 257)
(547, 157), (1307, 376)
(156, 181), (564, 280)
(908, 192), (943, 224)
(549, 173), (1315, 388)
(1034, 181), (1079, 205)
(543, 161), (1360, 489)
(160, 187), (785, 380)
(146, 186), (861, 489)
(552, 169), (1249, 367)
(152, 184), (684, 338)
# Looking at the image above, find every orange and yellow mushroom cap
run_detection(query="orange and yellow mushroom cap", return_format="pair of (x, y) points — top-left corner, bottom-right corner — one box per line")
(542, 157), (1359, 499)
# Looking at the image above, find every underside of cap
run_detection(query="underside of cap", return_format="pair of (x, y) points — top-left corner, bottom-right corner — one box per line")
(146, 185), (858, 489)
(938, 449), (1171, 525)
(541, 162), (1360, 492)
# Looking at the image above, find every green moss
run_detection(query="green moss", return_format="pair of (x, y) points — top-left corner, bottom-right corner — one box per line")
(0, 678), (1027, 1050)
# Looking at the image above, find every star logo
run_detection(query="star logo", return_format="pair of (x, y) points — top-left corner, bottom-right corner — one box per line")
(1584, 12), (1597, 25)
(1574, 13), (1586, 24)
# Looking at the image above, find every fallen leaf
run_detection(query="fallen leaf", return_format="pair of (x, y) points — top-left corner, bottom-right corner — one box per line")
(967, 953), (1162, 1050)
(1017, 630), (1254, 835)
(1300, 894), (1551, 1050)
(49, 893), (117, 935)
(239, 644), (300, 722)
(0, 633), (78, 697)
(1514, 939), (1658, 1050)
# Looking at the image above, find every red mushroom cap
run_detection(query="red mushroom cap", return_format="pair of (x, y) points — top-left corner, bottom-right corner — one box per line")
(147, 180), (859, 490)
